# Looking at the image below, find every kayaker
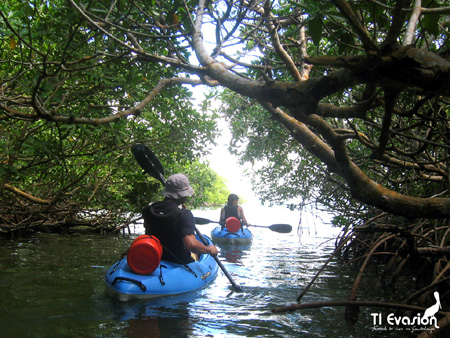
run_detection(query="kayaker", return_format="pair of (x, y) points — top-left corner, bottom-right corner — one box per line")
(219, 193), (249, 230)
(142, 173), (218, 264)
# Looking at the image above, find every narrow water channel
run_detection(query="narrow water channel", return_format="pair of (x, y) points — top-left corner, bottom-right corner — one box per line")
(0, 204), (407, 337)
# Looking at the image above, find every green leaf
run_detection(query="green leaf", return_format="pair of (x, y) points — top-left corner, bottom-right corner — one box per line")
(423, 0), (440, 37)
(423, 13), (440, 37)
(309, 14), (322, 46)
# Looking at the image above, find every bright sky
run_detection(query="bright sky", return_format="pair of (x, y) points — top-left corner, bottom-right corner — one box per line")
(186, 20), (338, 230)
(205, 115), (256, 201)
(187, 18), (258, 200)
(189, 71), (256, 201)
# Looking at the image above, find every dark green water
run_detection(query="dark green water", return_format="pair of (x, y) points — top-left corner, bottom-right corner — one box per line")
(0, 205), (414, 337)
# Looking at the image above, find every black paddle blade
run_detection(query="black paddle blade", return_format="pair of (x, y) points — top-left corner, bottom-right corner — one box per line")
(131, 144), (166, 186)
(269, 224), (292, 233)
(194, 217), (219, 225)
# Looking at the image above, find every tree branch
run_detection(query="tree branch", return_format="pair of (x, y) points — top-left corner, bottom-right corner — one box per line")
(260, 102), (450, 218)
(331, 0), (380, 53)
(1, 77), (204, 125)
(262, 0), (302, 82)
(404, 0), (422, 45)
(3, 184), (51, 205)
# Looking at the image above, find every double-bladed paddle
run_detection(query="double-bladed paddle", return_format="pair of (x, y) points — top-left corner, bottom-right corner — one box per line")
(131, 144), (166, 186)
(131, 144), (242, 292)
(194, 217), (293, 233)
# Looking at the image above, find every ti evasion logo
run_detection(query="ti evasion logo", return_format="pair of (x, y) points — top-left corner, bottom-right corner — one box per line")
(371, 291), (441, 333)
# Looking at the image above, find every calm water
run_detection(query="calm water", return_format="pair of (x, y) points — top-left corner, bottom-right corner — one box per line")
(0, 204), (408, 337)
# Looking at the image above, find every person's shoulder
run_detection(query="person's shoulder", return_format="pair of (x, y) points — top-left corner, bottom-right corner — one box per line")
(179, 207), (194, 221)
(149, 200), (180, 215)
(180, 207), (193, 216)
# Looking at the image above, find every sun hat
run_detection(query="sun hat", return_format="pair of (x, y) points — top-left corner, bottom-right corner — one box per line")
(162, 174), (194, 199)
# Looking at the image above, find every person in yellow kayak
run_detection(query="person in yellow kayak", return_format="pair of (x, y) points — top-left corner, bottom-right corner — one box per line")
(219, 193), (249, 231)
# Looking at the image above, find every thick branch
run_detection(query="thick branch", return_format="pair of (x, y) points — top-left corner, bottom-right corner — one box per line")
(375, 91), (398, 157)
(416, 246), (450, 256)
(404, 0), (422, 45)
(262, 0), (302, 82)
(316, 97), (375, 118)
(261, 102), (339, 173)
(191, 45), (450, 116)
(3, 184), (51, 205)
(263, 103), (450, 218)
(385, 0), (411, 46)
(331, 0), (379, 53)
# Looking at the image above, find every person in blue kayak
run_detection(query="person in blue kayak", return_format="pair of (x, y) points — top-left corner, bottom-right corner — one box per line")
(142, 173), (218, 264)
(219, 193), (249, 231)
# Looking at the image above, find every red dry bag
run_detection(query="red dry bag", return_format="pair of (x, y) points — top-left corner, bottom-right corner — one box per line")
(225, 216), (241, 232)
(127, 235), (163, 275)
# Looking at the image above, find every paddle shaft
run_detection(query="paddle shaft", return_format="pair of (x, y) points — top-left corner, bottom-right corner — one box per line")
(196, 218), (266, 227)
(207, 221), (280, 229)
(194, 226), (242, 292)
(250, 223), (292, 232)
(194, 217), (292, 233)
(132, 144), (242, 292)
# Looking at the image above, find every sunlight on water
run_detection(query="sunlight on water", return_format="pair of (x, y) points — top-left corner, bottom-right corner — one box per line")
(0, 204), (408, 337)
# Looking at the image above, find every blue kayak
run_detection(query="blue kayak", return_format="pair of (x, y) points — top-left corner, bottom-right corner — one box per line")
(211, 226), (253, 245)
(105, 236), (219, 301)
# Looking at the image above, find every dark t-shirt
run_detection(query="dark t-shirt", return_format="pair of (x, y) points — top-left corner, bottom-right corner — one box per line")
(224, 204), (239, 220)
(142, 200), (195, 264)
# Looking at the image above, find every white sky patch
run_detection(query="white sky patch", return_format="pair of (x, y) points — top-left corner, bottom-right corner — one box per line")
(190, 85), (256, 200)
(185, 18), (269, 203)
(208, 119), (256, 200)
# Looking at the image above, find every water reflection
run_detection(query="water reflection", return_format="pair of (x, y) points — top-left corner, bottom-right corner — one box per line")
(0, 204), (411, 337)
(115, 294), (200, 338)
(218, 245), (251, 264)
(126, 317), (161, 338)
(222, 248), (245, 264)
(110, 273), (257, 338)
(111, 291), (201, 321)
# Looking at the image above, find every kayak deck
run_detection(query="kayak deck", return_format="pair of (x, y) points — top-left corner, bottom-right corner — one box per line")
(105, 237), (219, 301)
(211, 226), (253, 245)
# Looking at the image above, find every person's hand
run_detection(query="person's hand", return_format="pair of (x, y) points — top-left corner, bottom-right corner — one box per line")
(209, 245), (219, 256)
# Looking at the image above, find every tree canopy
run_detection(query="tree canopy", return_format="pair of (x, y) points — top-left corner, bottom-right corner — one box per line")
(0, 0), (229, 233)
(1, 0), (450, 226)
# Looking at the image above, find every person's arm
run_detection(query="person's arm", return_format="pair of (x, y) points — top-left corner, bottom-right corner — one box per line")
(219, 207), (225, 225)
(142, 205), (152, 235)
(183, 234), (218, 256)
(238, 206), (249, 225)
